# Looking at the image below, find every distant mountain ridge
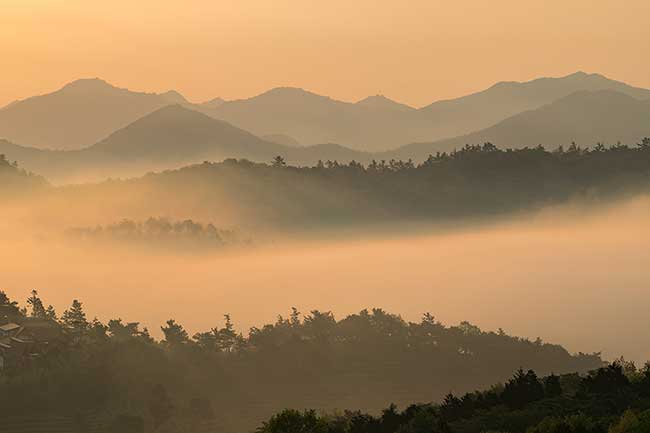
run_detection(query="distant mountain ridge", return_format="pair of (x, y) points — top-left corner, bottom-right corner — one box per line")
(387, 89), (650, 160)
(1, 88), (649, 184)
(416, 72), (650, 140)
(198, 72), (650, 151)
(0, 105), (367, 183)
(3, 71), (648, 152)
(0, 78), (188, 150)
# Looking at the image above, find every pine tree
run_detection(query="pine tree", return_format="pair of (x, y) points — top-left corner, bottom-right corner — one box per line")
(62, 299), (88, 332)
(26, 290), (46, 319)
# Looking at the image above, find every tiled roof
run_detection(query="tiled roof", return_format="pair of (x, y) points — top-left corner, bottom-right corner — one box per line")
(0, 323), (21, 332)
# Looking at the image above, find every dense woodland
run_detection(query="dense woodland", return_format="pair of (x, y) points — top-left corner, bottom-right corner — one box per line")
(66, 217), (248, 250)
(57, 140), (650, 229)
(0, 291), (601, 433)
(258, 360), (650, 433)
(5, 141), (650, 231)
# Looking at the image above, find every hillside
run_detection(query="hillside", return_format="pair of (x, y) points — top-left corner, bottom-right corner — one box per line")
(33, 144), (650, 232)
(0, 106), (368, 183)
(418, 71), (650, 140)
(257, 361), (650, 433)
(388, 90), (650, 161)
(199, 72), (650, 151)
(0, 291), (603, 433)
(0, 78), (188, 150)
(2, 72), (647, 155)
(0, 151), (47, 193)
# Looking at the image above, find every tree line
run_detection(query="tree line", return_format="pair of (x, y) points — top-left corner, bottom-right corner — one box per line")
(0, 290), (602, 433)
(122, 139), (650, 228)
(65, 217), (247, 250)
(258, 360), (650, 433)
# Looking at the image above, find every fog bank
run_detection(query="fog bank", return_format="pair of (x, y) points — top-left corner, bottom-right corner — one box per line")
(2, 196), (649, 364)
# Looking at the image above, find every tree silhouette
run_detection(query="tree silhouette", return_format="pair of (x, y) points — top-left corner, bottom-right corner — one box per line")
(26, 290), (46, 319)
(61, 299), (88, 332)
(161, 319), (189, 346)
(272, 155), (287, 167)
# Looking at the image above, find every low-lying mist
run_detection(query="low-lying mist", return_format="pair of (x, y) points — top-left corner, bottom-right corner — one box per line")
(2, 195), (649, 364)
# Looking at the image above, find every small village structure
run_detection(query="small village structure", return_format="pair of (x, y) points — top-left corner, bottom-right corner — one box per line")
(0, 318), (63, 371)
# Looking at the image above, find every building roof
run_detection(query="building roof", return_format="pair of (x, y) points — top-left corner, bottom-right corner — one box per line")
(0, 323), (21, 332)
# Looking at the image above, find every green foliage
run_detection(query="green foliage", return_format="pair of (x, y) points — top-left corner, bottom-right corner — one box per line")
(108, 142), (650, 229)
(161, 319), (189, 346)
(526, 414), (602, 433)
(608, 410), (650, 433)
(0, 290), (22, 322)
(502, 369), (545, 409)
(61, 299), (89, 333)
(544, 374), (563, 397)
(0, 296), (607, 433)
(257, 409), (328, 433)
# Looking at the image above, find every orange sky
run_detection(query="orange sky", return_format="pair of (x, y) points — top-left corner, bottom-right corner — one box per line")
(2, 0), (649, 107)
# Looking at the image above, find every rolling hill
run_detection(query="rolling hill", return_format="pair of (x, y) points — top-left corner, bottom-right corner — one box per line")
(2, 72), (648, 154)
(199, 72), (650, 151)
(386, 90), (650, 161)
(0, 78), (188, 150)
(417, 71), (650, 140)
(0, 105), (367, 183)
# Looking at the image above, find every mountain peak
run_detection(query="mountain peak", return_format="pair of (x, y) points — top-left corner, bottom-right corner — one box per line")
(567, 71), (589, 78)
(357, 94), (414, 111)
(61, 78), (115, 91)
(200, 97), (226, 109)
(252, 87), (331, 103)
(159, 90), (187, 104)
(563, 71), (609, 81)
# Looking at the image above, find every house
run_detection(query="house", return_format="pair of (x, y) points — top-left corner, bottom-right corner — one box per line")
(0, 319), (63, 371)
(0, 322), (21, 337)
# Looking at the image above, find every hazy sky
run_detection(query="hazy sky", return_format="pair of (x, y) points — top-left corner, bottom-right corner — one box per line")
(2, 0), (649, 107)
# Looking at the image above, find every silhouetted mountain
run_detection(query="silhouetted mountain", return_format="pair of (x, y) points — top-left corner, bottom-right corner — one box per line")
(199, 72), (650, 151)
(89, 104), (279, 161)
(197, 86), (424, 151)
(388, 90), (650, 160)
(0, 105), (367, 183)
(0, 78), (188, 150)
(3, 72), (647, 153)
(261, 134), (302, 147)
(198, 96), (227, 109)
(355, 94), (414, 112)
(417, 71), (650, 140)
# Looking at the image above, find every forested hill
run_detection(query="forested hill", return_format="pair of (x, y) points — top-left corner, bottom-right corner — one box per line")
(0, 291), (602, 433)
(257, 360), (650, 433)
(48, 140), (650, 230)
(0, 152), (47, 193)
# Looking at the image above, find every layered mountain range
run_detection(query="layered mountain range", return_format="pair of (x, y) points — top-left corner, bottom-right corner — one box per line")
(0, 72), (648, 183)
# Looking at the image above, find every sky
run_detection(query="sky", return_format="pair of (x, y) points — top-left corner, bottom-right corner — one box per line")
(2, 0), (649, 107)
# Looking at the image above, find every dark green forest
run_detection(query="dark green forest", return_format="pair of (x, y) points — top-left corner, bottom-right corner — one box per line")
(53, 139), (650, 229)
(6, 140), (650, 232)
(0, 291), (601, 433)
(258, 360), (650, 433)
